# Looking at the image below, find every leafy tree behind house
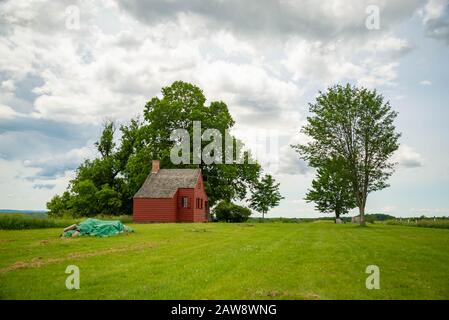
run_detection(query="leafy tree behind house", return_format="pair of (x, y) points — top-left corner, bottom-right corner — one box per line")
(292, 84), (400, 225)
(47, 81), (261, 217)
(249, 174), (284, 219)
(305, 157), (356, 221)
(143, 81), (261, 205)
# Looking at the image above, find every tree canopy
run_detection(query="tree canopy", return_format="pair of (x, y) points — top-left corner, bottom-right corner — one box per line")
(293, 84), (400, 225)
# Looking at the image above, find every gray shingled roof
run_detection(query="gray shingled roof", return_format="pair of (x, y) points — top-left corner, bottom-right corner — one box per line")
(133, 168), (201, 198)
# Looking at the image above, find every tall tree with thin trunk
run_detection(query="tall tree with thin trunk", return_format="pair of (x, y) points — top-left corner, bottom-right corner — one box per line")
(292, 84), (400, 225)
(249, 174), (284, 219)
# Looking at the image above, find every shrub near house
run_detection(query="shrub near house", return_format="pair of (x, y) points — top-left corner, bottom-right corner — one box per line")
(213, 201), (252, 222)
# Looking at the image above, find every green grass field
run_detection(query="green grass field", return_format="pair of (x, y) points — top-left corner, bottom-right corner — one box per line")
(1, 221), (448, 299)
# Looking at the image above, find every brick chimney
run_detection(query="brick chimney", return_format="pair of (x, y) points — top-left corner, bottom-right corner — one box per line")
(151, 160), (160, 174)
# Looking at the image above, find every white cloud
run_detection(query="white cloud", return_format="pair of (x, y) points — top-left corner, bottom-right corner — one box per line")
(276, 144), (310, 175)
(0, 0), (420, 130)
(282, 34), (410, 88)
(419, 0), (449, 44)
(23, 145), (96, 179)
(393, 145), (424, 168)
(0, 105), (19, 119)
(1, 79), (16, 91)
(420, 80), (432, 85)
(197, 60), (301, 115)
(420, 0), (448, 24)
(1, 2), (302, 126)
(117, 0), (424, 42)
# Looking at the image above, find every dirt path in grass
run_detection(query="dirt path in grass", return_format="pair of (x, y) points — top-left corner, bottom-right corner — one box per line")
(0, 242), (157, 274)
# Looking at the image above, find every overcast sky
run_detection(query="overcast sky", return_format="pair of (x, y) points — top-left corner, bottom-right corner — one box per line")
(1, 0), (448, 217)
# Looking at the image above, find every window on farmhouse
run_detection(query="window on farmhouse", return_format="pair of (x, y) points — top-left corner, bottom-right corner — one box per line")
(182, 196), (189, 208)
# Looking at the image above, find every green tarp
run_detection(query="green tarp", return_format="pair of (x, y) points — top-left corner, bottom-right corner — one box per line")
(62, 218), (134, 238)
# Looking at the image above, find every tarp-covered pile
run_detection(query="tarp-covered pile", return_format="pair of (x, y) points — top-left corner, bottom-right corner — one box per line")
(62, 218), (134, 238)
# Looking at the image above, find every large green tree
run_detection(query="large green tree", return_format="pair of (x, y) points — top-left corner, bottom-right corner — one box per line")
(47, 81), (261, 217)
(249, 174), (284, 219)
(143, 81), (260, 205)
(292, 84), (400, 225)
(305, 157), (356, 221)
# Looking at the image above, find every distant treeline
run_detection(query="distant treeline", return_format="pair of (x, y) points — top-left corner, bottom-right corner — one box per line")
(0, 209), (48, 215)
(248, 213), (397, 223)
(249, 214), (449, 224)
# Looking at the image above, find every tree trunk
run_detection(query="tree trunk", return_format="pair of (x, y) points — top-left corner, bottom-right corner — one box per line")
(262, 211), (265, 219)
(356, 191), (366, 226)
(359, 205), (366, 226)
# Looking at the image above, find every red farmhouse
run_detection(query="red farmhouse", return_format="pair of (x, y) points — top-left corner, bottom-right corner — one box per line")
(133, 160), (208, 223)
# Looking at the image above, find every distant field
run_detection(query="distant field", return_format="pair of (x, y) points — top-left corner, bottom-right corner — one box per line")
(0, 210), (48, 215)
(0, 222), (448, 299)
(385, 219), (449, 229)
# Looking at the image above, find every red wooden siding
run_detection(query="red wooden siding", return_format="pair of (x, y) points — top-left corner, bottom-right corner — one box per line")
(133, 196), (177, 223)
